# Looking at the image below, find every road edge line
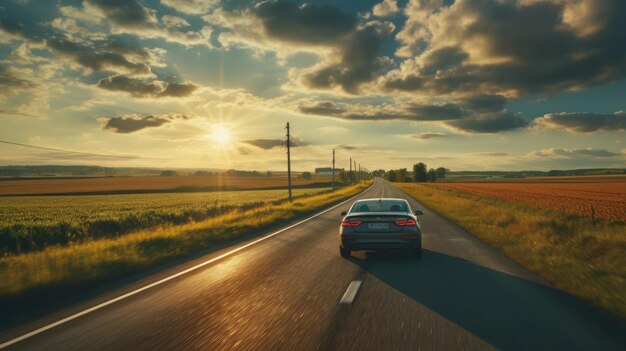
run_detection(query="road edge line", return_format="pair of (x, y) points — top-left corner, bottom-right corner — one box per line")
(0, 182), (376, 349)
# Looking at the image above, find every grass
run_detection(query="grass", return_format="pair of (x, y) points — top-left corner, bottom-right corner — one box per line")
(0, 188), (330, 255)
(0, 181), (371, 303)
(395, 183), (626, 320)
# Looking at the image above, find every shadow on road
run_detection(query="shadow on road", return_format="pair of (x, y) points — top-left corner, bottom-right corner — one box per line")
(346, 249), (626, 351)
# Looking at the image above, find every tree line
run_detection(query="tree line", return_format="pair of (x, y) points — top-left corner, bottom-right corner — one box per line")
(375, 163), (447, 183)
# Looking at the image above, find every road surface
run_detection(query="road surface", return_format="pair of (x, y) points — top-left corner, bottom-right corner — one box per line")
(1, 179), (624, 350)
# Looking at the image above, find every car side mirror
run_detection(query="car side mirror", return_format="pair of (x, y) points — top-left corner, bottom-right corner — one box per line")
(341, 211), (347, 216)
(414, 210), (424, 216)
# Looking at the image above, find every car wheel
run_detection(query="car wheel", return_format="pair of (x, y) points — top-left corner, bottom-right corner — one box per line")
(340, 245), (351, 258)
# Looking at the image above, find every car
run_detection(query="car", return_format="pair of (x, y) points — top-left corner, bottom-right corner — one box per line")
(339, 198), (423, 258)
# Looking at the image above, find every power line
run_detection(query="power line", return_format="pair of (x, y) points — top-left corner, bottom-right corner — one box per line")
(0, 140), (209, 160)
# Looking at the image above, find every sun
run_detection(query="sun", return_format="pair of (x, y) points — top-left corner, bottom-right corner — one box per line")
(212, 126), (230, 144)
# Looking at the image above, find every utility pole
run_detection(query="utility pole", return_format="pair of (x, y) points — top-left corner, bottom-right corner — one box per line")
(359, 164), (361, 183)
(349, 157), (352, 185)
(332, 148), (335, 191)
(286, 122), (292, 202)
(354, 160), (357, 184)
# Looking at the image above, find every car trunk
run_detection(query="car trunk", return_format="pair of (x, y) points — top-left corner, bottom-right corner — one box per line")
(347, 213), (411, 233)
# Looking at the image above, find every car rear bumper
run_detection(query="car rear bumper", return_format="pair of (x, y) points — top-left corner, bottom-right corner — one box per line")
(341, 236), (420, 251)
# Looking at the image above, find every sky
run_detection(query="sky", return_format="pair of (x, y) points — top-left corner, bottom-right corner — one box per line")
(0, 0), (625, 172)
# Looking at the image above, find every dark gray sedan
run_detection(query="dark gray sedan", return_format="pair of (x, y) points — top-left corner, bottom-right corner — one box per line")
(339, 198), (423, 258)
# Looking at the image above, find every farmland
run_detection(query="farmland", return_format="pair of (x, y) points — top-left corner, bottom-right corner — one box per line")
(395, 182), (626, 318)
(0, 181), (371, 302)
(0, 188), (329, 255)
(0, 174), (332, 196)
(430, 182), (625, 222)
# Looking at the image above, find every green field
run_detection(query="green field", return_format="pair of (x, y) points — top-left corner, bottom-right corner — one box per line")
(0, 188), (329, 255)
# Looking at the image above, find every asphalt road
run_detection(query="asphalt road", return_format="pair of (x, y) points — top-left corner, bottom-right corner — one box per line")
(1, 179), (624, 350)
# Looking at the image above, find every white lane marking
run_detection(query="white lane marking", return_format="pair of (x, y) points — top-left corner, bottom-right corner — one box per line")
(340, 280), (363, 305)
(0, 184), (375, 350)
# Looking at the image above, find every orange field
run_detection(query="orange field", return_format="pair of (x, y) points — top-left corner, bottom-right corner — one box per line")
(0, 175), (330, 196)
(430, 182), (626, 222)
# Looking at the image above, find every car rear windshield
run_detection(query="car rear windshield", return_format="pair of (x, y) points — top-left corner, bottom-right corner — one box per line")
(350, 200), (408, 213)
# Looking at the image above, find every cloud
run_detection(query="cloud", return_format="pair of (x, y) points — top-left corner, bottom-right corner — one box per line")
(298, 101), (347, 115)
(72, 0), (212, 47)
(97, 75), (199, 98)
(384, 0), (626, 98)
(411, 132), (446, 139)
(337, 144), (357, 150)
(531, 148), (622, 159)
(533, 111), (626, 133)
(299, 20), (395, 94)
(446, 111), (527, 134)
(297, 98), (527, 133)
(242, 137), (306, 149)
(100, 113), (191, 133)
(253, 0), (357, 46)
(161, 0), (219, 15)
(46, 34), (151, 75)
(373, 0), (399, 17)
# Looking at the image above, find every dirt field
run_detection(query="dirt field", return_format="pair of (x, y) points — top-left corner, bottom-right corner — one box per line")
(431, 182), (626, 222)
(0, 175), (331, 196)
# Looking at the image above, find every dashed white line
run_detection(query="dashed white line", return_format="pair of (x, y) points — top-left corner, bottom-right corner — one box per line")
(0, 184), (375, 350)
(340, 280), (363, 305)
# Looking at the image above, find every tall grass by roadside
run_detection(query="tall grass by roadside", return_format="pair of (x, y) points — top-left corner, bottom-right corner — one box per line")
(395, 183), (626, 319)
(0, 182), (371, 302)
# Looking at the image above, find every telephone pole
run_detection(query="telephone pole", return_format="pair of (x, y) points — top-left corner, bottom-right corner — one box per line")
(286, 122), (292, 202)
(332, 148), (335, 191)
(354, 160), (357, 184)
(349, 157), (352, 185)
(359, 163), (361, 183)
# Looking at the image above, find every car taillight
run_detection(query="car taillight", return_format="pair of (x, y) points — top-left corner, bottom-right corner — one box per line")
(342, 219), (362, 227)
(395, 218), (416, 226)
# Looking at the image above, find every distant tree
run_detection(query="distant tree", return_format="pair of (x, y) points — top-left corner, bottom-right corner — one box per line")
(427, 168), (437, 182)
(301, 171), (312, 180)
(397, 168), (409, 182)
(372, 169), (386, 177)
(265, 171), (273, 177)
(387, 170), (397, 182)
(413, 163), (428, 182)
(194, 170), (211, 176)
(160, 170), (179, 176)
(435, 167), (447, 179)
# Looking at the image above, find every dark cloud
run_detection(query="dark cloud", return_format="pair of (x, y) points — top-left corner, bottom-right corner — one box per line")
(242, 138), (306, 149)
(337, 144), (357, 150)
(411, 132), (446, 139)
(0, 64), (35, 91)
(103, 42), (151, 59)
(298, 101), (346, 116)
(533, 148), (622, 158)
(47, 35), (151, 75)
(159, 82), (199, 97)
(254, 0), (357, 45)
(101, 113), (191, 133)
(385, 0), (626, 97)
(298, 98), (526, 133)
(87, 0), (158, 30)
(301, 21), (394, 94)
(405, 103), (467, 121)
(533, 111), (626, 133)
(97, 75), (199, 98)
(446, 111), (527, 133)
